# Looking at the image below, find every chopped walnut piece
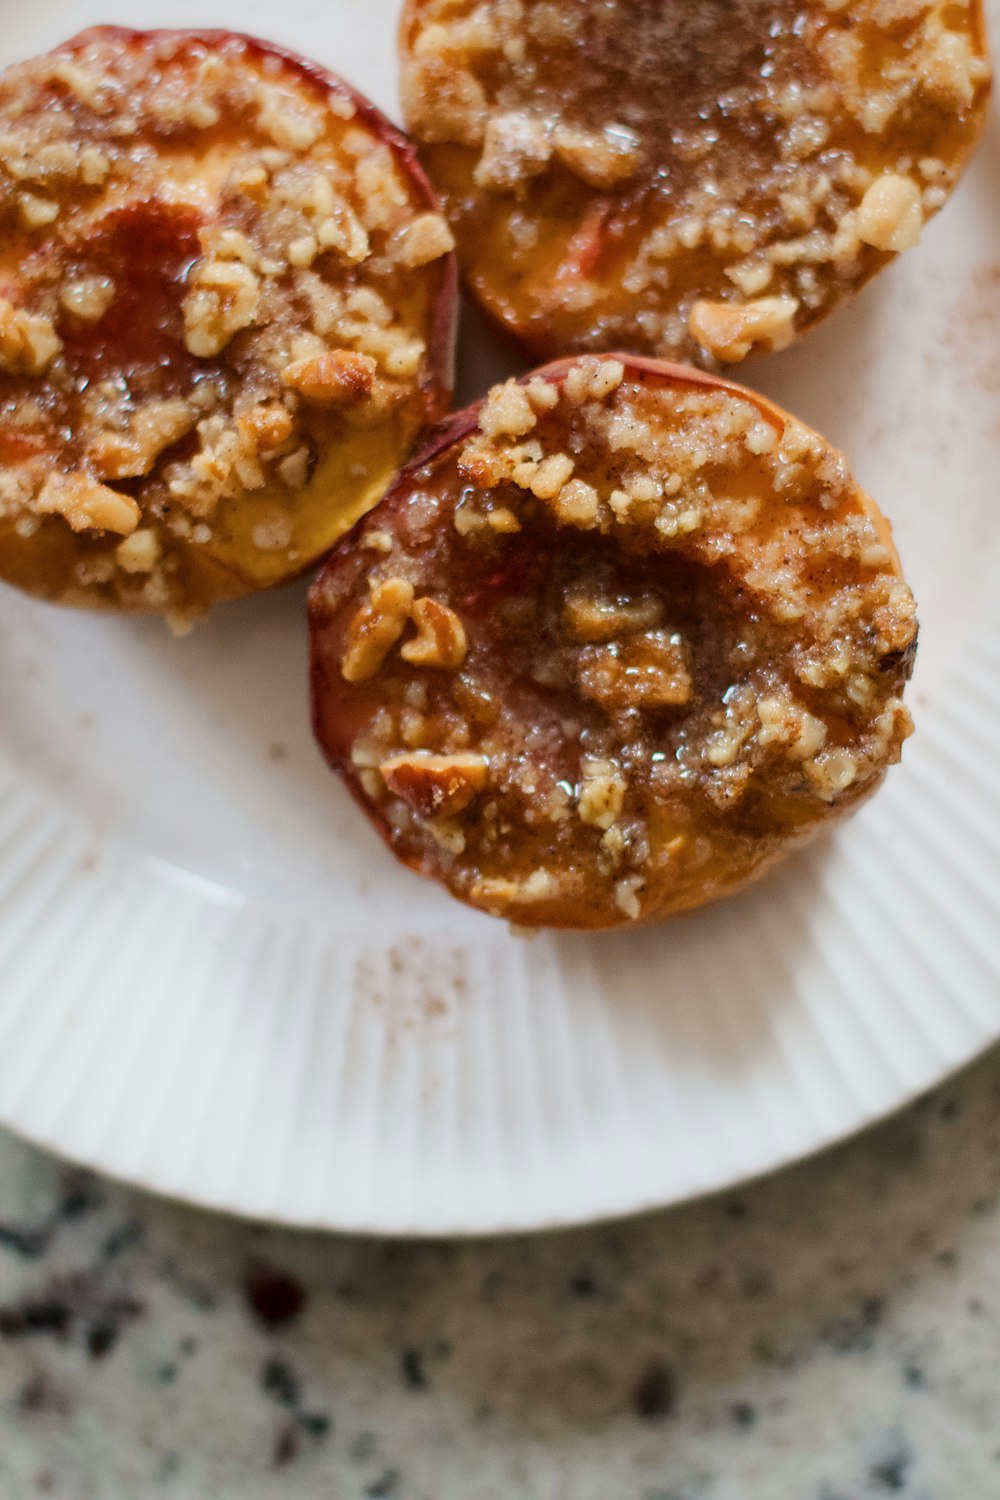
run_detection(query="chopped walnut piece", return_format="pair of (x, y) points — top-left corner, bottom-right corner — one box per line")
(577, 757), (627, 830)
(37, 470), (140, 536)
(0, 297), (60, 375)
(552, 123), (640, 188)
(528, 452), (574, 499)
(688, 296), (799, 362)
(395, 212), (456, 267)
(478, 379), (537, 438)
(19, 192), (58, 228)
(236, 403), (294, 451)
(115, 528), (161, 574)
(341, 576), (415, 682)
(564, 358), (625, 404)
(183, 258), (260, 357)
(578, 630), (693, 711)
(60, 275), (115, 322)
(87, 399), (197, 480)
(380, 751), (488, 819)
(474, 111), (553, 191)
(553, 477), (598, 526)
(402, 55), (488, 146)
(855, 174), (923, 252)
(401, 597), (468, 669)
(564, 587), (663, 642)
(282, 349), (377, 405)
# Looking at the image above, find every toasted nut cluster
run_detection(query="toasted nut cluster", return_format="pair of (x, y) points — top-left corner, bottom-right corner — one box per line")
(0, 27), (456, 618)
(401, 0), (990, 365)
(310, 356), (918, 930)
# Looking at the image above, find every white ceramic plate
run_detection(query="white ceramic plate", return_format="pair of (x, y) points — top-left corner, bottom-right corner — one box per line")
(0, 0), (998, 1235)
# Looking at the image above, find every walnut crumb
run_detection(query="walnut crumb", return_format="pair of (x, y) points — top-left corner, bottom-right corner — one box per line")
(115, 528), (161, 573)
(183, 258), (260, 357)
(478, 379), (537, 438)
(37, 471), (140, 535)
(342, 577), (415, 682)
(282, 349), (377, 404)
(0, 297), (61, 374)
(578, 757), (627, 830)
(380, 751), (487, 818)
(400, 597), (468, 669)
(395, 212), (455, 267)
(688, 296), (799, 362)
(855, 174), (922, 252)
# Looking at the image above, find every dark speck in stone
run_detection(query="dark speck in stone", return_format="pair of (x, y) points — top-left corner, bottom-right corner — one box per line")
(261, 1358), (301, 1409)
(157, 1362), (179, 1385)
(902, 1364), (926, 1390)
(0, 1299), (71, 1340)
(401, 1348), (427, 1390)
(158, 1260), (218, 1311)
(968, 1297), (986, 1316)
(179, 1337), (199, 1357)
(18, 1375), (69, 1415)
(740, 1268), (771, 1298)
(23, 1280), (145, 1358)
(58, 1180), (104, 1221)
(298, 1411), (331, 1438)
(351, 1433), (379, 1464)
(86, 1321), (119, 1359)
(940, 1096), (960, 1119)
(724, 1198), (748, 1220)
(365, 1470), (401, 1498)
(0, 1223), (51, 1260)
(102, 1222), (144, 1260)
(730, 1402), (756, 1429)
(5, 1182), (107, 1259)
(751, 1336), (797, 1370)
(869, 1433), (913, 1492)
(822, 1295), (885, 1354)
(935, 1249), (957, 1268)
(632, 1362), (677, 1421)
(273, 1422), (300, 1468)
(244, 1263), (307, 1330)
(480, 1270), (503, 1300)
(569, 1271), (598, 1297)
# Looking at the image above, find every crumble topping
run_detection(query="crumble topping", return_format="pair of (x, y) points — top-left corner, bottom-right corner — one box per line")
(0, 27), (454, 614)
(310, 357), (918, 929)
(402, 0), (989, 364)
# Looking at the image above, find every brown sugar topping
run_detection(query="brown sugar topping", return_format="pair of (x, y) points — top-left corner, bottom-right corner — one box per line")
(0, 27), (455, 616)
(310, 357), (918, 930)
(401, 0), (990, 364)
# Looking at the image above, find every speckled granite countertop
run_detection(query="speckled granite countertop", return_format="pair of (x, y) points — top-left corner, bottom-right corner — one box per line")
(2, 1049), (1000, 1500)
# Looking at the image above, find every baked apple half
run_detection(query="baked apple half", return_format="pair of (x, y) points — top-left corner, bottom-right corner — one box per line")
(0, 27), (456, 620)
(310, 355), (918, 930)
(401, 0), (990, 365)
